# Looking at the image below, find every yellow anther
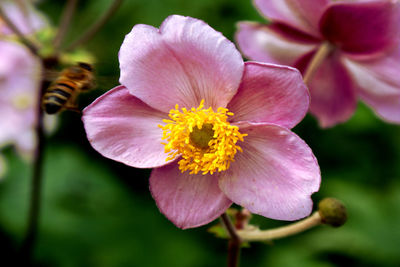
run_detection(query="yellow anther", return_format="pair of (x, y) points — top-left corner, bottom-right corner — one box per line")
(159, 100), (247, 175)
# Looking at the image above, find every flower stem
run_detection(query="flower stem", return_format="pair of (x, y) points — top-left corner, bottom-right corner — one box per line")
(220, 213), (242, 267)
(53, 0), (79, 52)
(64, 0), (123, 51)
(0, 6), (39, 55)
(237, 211), (322, 242)
(19, 73), (48, 262)
(302, 42), (333, 85)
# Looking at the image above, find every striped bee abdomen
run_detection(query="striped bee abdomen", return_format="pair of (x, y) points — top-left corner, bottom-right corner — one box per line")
(42, 81), (75, 114)
(42, 62), (95, 114)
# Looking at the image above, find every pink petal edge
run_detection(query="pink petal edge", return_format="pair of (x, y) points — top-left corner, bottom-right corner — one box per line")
(119, 15), (244, 113)
(253, 0), (329, 37)
(82, 86), (173, 168)
(295, 50), (357, 128)
(150, 162), (232, 229)
(228, 61), (310, 129)
(236, 21), (318, 66)
(343, 53), (400, 123)
(320, 1), (400, 55)
(219, 122), (321, 221)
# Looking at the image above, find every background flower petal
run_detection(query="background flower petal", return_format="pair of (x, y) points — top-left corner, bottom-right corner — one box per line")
(83, 86), (172, 168)
(344, 51), (400, 123)
(320, 1), (400, 55)
(218, 122), (320, 221)
(119, 15), (243, 113)
(150, 162), (232, 229)
(0, 41), (41, 153)
(236, 22), (318, 65)
(0, 1), (47, 35)
(296, 51), (357, 128)
(253, 0), (329, 37)
(228, 62), (309, 129)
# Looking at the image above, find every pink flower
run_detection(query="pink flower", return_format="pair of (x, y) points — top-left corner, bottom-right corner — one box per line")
(83, 15), (321, 229)
(0, 1), (47, 36)
(0, 40), (42, 158)
(236, 0), (400, 127)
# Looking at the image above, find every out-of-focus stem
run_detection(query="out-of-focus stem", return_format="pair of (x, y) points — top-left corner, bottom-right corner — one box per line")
(19, 68), (49, 262)
(0, 6), (38, 55)
(64, 0), (123, 51)
(237, 212), (322, 242)
(221, 213), (242, 267)
(303, 42), (333, 85)
(53, 0), (79, 52)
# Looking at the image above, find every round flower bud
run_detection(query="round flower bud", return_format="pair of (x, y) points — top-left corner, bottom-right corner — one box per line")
(318, 198), (347, 227)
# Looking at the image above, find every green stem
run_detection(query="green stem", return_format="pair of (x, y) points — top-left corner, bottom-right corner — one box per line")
(0, 6), (39, 55)
(19, 74), (49, 262)
(220, 213), (242, 267)
(303, 42), (333, 85)
(237, 211), (322, 242)
(64, 0), (123, 51)
(53, 0), (79, 52)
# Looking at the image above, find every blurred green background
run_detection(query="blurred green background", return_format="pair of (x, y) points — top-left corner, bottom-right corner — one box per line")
(1, 0), (400, 266)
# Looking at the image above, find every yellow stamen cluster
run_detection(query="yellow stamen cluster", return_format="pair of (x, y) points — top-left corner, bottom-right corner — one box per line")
(160, 100), (247, 175)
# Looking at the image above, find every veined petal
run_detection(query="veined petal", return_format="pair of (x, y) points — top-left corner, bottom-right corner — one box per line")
(343, 51), (400, 123)
(218, 122), (320, 221)
(119, 15), (243, 113)
(82, 86), (172, 168)
(253, 0), (329, 37)
(150, 162), (232, 229)
(236, 22), (318, 66)
(228, 62), (309, 129)
(320, 1), (400, 55)
(296, 51), (357, 128)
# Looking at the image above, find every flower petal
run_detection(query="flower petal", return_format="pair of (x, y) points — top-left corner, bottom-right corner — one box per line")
(296, 51), (357, 127)
(0, 1), (47, 35)
(218, 122), (320, 221)
(253, 0), (329, 37)
(119, 15), (243, 113)
(343, 51), (400, 123)
(150, 162), (232, 229)
(236, 22), (318, 65)
(0, 41), (41, 152)
(82, 86), (172, 168)
(320, 1), (400, 55)
(228, 62), (309, 129)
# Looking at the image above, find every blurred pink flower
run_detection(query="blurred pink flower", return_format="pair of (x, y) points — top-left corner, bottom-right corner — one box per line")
(83, 15), (320, 229)
(236, 0), (400, 127)
(0, 0), (47, 36)
(0, 40), (42, 158)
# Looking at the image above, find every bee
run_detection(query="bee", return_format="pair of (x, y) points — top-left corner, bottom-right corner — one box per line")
(42, 62), (95, 114)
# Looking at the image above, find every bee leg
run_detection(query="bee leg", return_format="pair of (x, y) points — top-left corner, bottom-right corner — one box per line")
(64, 103), (81, 114)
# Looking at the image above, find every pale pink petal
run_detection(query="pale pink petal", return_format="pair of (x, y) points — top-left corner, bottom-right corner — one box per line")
(0, 41), (40, 149)
(150, 162), (232, 229)
(0, 1), (47, 35)
(218, 122), (320, 221)
(236, 22), (318, 66)
(254, 0), (329, 37)
(119, 15), (244, 113)
(82, 86), (173, 168)
(228, 62), (309, 129)
(296, 51), (357, 128)
(320, 1), (400, 55)
(343, 51), (400, 123)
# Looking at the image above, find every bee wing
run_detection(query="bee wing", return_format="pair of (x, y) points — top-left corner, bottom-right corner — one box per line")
(42, 69), (61, 82)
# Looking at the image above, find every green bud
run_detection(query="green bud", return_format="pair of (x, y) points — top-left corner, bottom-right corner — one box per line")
(318, 198), (347, 227)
